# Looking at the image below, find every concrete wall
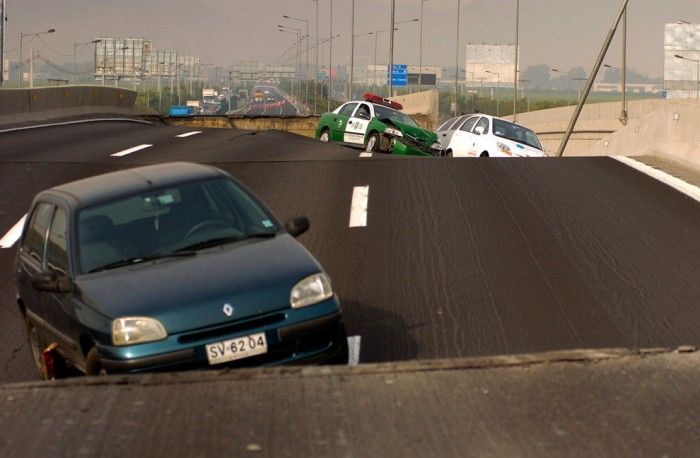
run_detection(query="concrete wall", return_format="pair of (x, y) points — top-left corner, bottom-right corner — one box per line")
(0, 86), (153, 128)
(511, 99), (700, 161)
(389, 90), (439, 130)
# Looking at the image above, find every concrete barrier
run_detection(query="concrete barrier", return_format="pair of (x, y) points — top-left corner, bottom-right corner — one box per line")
(0, 86), (153, 128)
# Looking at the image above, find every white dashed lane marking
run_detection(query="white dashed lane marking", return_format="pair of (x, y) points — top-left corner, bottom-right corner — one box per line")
(347, 335), (362, 365)
(111, 144), (153, 157)
(359, 152), (373, 158)
(176, 131), (202, 138)
(0, 215), (27, 248)
(349, 186), (369, 228)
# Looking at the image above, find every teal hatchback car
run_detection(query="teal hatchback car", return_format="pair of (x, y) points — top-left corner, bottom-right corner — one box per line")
(15, 162), (347, 377)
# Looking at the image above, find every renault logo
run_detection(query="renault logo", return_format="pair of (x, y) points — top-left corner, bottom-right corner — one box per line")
(222, 303), (234, 317)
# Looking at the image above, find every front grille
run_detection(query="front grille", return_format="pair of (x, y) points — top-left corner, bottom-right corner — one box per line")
(178, 312), (286, 344)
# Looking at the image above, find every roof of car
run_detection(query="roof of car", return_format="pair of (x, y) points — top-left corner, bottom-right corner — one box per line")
(43, 162), (227, 209)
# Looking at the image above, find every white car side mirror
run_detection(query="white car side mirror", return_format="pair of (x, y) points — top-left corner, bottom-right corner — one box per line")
(474, 126), (485, 135)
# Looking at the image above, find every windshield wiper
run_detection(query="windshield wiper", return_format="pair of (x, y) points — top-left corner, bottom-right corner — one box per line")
(88, 251), (197, 273)
(175, 232), (275, 253)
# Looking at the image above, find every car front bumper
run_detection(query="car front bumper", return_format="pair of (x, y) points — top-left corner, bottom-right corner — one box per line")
(99, 304), (346, 373)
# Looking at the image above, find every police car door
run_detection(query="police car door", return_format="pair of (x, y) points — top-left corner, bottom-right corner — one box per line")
(345, 102), (372, 145)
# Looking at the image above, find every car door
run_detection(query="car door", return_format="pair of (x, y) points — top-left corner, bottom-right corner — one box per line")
(440, 115), (469, 148)
(330, 102), (358, 142)
(471, 117), (492, 156)
(447, 116), (479, 156)
(344, 102), (372, 146)
(17, 202), (54, 321)
(41, 206), (83, 363)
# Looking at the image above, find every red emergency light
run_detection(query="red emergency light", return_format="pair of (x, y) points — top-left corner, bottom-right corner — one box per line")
(362, 92), (403, 111)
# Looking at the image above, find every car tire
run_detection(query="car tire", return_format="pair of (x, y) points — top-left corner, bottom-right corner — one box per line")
(319, 129), (330, 143)
(85, 346), (107, 376)
(480, 151), (489, 158)
(25, 315), (67, 379)
(326, 324), (349, 365)
(365, 132), (381, 153)
(446, 149), (453, 157)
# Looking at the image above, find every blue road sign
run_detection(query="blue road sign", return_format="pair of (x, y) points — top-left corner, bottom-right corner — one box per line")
(387, 64), (408, 87)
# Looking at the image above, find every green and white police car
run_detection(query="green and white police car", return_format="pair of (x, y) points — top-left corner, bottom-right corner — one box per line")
(315, 93), (442, 157)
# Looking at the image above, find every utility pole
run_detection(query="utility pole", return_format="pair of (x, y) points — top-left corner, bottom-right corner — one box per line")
(0, 0), (5, 87)
(513, 0), (519, 122)
(349, 0), (354, 99)
(389, 0), (395, 97)
(328, 0), (333, 112)
(620, 5), (628, 125)
(314, 0), (319, 115)
(454, 0), (460, 117)
(228, 70), (232, 112)
(418, 0), (425, 92)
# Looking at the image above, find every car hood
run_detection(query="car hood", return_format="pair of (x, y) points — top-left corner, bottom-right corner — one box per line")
(392, 121), (438, 146)
(500, 138), (546, 157)
(75, 234), (323, 334)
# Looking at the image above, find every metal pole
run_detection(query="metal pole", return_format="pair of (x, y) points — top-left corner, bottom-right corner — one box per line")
(389, 0), (395, 97)
(454, 0), (460, 117)
(418, 0), (424, 92)
(620, 5), (628, 125)
(305, 20), (309, 109)
(0, 0), (5, 86)
(328, 0), (333, 112)
(29, 48), (33, 88)
(557, 0), (630, 157)
(73, 43), (77, 83)
(315, 0), (319, 114)
(513, 0), (519, 122)
(349, 0), (354, 99)
(373, 32), (378, 87)
(19, 33), (23, 88)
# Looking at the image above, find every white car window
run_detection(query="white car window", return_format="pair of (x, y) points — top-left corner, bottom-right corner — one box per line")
(460, 117), (479, 132)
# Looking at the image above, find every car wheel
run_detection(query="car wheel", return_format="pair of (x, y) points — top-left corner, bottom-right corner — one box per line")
(85, 346), (107, 376)
(365, 132), (381, 153)
(446, 149), (453, 157)
(480, 151), (489, 158)
(25, 316), (47, 378)
(319, 129), (330, 142)
(326, 324), (349, 365)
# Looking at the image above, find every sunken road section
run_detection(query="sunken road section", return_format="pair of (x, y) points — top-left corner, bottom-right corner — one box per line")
(0, 155), (698, 383)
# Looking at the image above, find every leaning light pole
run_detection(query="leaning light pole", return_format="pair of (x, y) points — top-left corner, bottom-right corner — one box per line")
(557, 0), (630, 157)
(19, 28), (55, 88)
(0, 0), (5, 87)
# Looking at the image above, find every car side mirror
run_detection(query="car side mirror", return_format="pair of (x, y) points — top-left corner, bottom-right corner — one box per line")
(285, 217), (310, 238)
(474, 126), (485, 135)
(31, 270), (73, 293)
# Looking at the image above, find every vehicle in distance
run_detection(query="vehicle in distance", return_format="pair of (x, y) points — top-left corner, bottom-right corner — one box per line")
(316, 92), (442, 157)
(445, 114), (547, 157)
(15, 162), (347, 378)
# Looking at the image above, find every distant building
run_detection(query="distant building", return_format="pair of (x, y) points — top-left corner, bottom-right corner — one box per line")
(465, 44), (519, 88)
(231, 61), (295, 82)
(664, 23), (700, 99)
(94, 38), (153, 83)
(593, 82), (664, 94)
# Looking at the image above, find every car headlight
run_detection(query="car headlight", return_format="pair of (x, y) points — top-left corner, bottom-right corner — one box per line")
(384, 127), (403, 137)
(497, 142), (513, 155)
(290, 273), (333, 309)
(431, 142), (443, 150)
(112, 317), (167, 346)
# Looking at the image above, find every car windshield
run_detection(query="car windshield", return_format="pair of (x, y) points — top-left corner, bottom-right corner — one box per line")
(492, 119), (543, 150)
(77, 178), (278, 274)
(373, 105), (419, 128)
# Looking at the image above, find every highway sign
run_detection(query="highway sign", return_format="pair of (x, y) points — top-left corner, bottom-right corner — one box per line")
(387, 64), (408, 87)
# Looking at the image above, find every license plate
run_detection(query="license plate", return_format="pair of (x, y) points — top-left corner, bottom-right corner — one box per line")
(206, 332), (267, 365)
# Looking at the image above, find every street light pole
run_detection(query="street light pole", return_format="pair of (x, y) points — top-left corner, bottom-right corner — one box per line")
(621, 5), (627, 124)
(513, 0), (519, 122)
(552, 68), (572, 105)
(19, 28), (55, 88)
(283, 14), (310, 108)
(389, 0), (395, 97)
(486, 70), (500, 116)
(329, 0), (333, 112)
(350, 0), (355, 99)
(314, 0), (319, 114)
(454, 0), (460, 117)
(418, 0), (425, 92)
(675, 54), (700, 99)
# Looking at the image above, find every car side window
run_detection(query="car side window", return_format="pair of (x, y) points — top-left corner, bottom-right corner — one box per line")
(449, 115), (468, 131)
(46, 208), (69, 276)
(475, 117), (490, 134)
(338, 103), (358, 117)
(354, 103), (371, 120)
(21, 202), (54, 264)
(460, 117), (479, 132)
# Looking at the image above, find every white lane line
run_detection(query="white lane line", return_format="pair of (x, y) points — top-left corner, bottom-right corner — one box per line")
(111, 144), (153, 157)
(0, 118), (153, 135)
(176, 131), (202, 138)
(359, 152), (373, 158)
(0, 215), (27, 249)
(347, 335), (362, 365)
(349, 186), (370, 228)
(613, 156), (700, 203)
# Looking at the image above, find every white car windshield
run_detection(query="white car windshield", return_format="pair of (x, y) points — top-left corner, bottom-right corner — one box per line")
(492, 119), (543, 150)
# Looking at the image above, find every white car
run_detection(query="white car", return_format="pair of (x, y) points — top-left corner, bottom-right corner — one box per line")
(445, 114), (546, 158)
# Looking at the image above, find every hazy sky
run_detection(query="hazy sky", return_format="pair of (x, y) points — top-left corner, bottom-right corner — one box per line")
(4, 0), (699, 78)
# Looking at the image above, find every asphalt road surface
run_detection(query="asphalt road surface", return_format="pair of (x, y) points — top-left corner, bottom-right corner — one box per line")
(1, 121), (699, 385)
(240, 85), (300, 116)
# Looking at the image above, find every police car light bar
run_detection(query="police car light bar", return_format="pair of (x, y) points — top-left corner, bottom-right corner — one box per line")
(362, 92), (403, 111)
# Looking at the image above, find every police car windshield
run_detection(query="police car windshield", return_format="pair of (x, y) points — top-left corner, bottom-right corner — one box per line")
(373, 105), (419, 128)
